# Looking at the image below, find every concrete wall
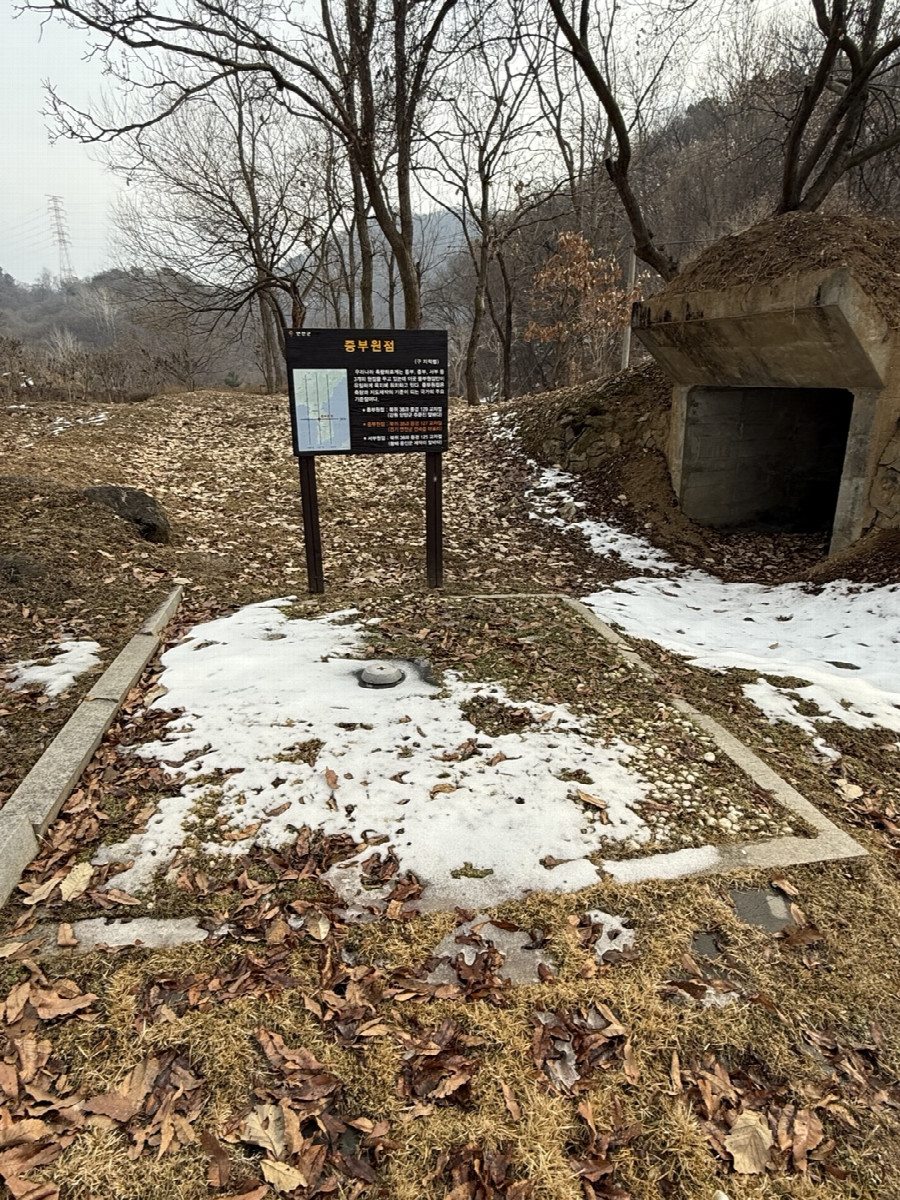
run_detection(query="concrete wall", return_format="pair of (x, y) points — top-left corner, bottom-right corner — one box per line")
(680, 388), (852, 530)
(633, 267), (900, 552)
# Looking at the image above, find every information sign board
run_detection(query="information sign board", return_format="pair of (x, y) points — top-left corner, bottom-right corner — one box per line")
(286, 328), (448, 456)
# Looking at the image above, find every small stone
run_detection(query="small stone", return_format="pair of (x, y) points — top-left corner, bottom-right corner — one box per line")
(704, 752), (716, 763)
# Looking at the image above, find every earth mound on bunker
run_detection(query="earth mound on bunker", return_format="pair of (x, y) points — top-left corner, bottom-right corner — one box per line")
(657, 211), (900, 328)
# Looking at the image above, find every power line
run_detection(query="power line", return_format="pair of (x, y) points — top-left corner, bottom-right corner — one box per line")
(47, 195), (75, 283)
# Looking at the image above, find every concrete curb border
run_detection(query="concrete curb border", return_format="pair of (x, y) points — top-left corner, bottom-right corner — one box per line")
(0, 588), (182, 907)
(561, 597), (868, 880)
(466, 592), (867, 881)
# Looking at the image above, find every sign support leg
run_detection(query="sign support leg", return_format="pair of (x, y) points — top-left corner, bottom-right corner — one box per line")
(425, 451), (443, 589)
(298, 456), (324, 594)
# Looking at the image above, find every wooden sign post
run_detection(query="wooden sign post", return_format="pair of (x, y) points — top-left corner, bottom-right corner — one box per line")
(285, 328), (449, 594)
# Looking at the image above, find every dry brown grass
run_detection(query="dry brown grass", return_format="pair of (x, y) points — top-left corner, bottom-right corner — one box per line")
(20, 854), (896, 1199)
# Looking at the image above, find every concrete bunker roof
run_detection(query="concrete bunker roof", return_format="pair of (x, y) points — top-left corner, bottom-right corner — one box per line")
(633, 213), (900, 390)
(652, 211), (900, 328)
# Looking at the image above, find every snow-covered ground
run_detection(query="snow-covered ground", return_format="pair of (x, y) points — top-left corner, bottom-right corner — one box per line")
(6, 640), (102, 698)
(583, 573), (900, 734)
(527, 460), (900, 737)
(96, 602), (652, 905)
(528, 465), (678, 573)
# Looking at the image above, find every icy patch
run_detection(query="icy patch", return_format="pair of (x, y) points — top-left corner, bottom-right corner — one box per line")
(583, 575), (900, 733)
(528, 465), (677, 572)
(95, 601), (651, 903)
(6, 640), (102, 698)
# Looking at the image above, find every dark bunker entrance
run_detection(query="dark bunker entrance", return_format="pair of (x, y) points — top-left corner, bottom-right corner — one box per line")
(679, 387), (854, 533)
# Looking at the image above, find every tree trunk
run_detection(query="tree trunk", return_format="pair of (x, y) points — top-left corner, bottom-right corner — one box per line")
(465, 239), (490, 406)
(351, 166), (375, 327)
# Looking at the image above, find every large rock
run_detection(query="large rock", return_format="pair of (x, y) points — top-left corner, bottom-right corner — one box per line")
(84, 486), (171, 544)
(0, 554), (46, 583)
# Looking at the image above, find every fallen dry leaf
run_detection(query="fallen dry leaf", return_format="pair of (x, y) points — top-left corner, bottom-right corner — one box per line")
(576, 787), (607, 811)
(59, 862), (94, 902)
(261, 1160), (308, 1192)
(199, 1130), (231, 1188)
(240, 1105), (285, 1158)
(500, 1082), (521, 1122)
(305, 913), (331, 941)
(30, 985), (97, 1021)
(725, 1110), (773, 1174)
(56, 923), (79, 948)
(82, 1092), (142, 1122)
(623, 1039), (640, 1085)
(20, 872), (66, 907)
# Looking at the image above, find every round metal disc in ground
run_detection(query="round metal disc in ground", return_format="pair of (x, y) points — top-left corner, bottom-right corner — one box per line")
(360, 663), (406, 688)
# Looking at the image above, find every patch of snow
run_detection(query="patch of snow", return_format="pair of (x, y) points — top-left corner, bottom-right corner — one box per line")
(528, 465), (678, 572)
(583, 575), (900, 732)
(743, 678), (819, 734)
(6, 640), (102, 697)
(426, 912), (557, 985)
(50, 412), (109, 436)
(812, 737), (841, 763)
(584, 908), (636, 961)
(95, 602), (652, 903)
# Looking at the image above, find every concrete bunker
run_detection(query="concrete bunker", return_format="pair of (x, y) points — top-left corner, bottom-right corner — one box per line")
(632, 214), (900, 553)
(680, 385), (853, 532)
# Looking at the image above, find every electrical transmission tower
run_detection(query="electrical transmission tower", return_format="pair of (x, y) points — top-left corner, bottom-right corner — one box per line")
(47, 195), (75, 283)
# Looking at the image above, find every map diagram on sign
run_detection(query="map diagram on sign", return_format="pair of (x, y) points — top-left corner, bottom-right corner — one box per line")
(291, 368), (351, 452)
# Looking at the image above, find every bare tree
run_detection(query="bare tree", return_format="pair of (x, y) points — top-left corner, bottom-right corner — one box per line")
(32, 0), (471, 329)
(777, 1), (900, 212)
(422, 0), (553, 403)
(544, 0), (710, 280)
(108, 71), (337, 391)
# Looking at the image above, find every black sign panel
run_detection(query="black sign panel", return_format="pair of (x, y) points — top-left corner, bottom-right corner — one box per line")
(285, 328), (448, 456)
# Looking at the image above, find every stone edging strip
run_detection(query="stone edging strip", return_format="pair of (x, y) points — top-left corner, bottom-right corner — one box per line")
(560, 597), (868, 881)
(0, 588), (182, 907)
(465, 592), (867, 880)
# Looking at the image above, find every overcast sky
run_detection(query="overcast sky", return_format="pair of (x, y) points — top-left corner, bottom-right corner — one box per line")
(1, 6), (121, 285)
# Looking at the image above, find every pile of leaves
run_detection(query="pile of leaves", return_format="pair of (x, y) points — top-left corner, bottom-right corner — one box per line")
(218, 1028), (395, 1196)
(531, 1005), (636, 1095)
(0, 979), (209, 1198)
(425, 1142), (532, 1199)
(396, 1019), (483, 1113)
(674, 1052), (847, 1179)
(567, 1098), (642, 1200)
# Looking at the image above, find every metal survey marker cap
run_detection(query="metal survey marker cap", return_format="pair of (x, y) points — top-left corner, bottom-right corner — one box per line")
(359, 663), (406, 688)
